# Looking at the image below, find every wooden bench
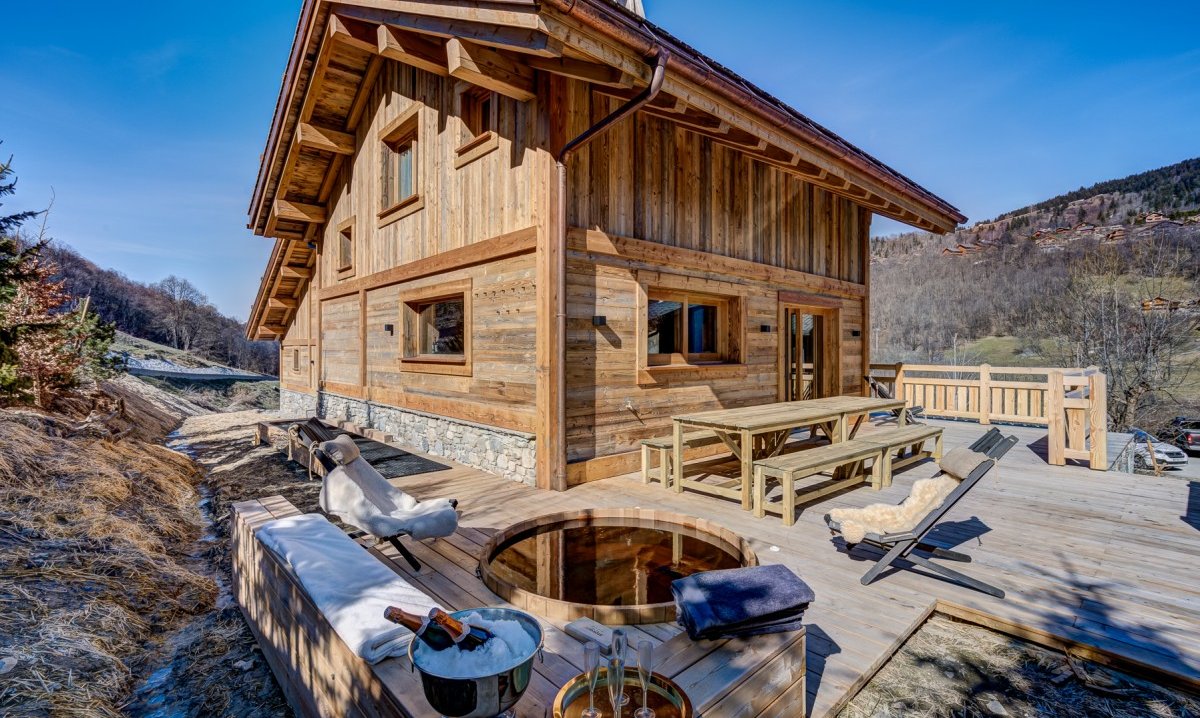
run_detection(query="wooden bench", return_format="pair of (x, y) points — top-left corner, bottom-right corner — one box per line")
(866, 424), (943, 487)
(640, 430), (724, 488)
(753, 439), (885, 526)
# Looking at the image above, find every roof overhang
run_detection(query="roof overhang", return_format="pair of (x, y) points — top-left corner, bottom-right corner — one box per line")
(245, 0), (966, 338)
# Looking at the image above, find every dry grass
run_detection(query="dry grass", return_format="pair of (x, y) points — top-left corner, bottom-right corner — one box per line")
(840, 615), (1200, 718)
(0, 394), (213, 717)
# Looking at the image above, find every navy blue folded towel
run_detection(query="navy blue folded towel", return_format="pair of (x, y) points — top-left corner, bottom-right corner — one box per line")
(671, 564), (815, 640)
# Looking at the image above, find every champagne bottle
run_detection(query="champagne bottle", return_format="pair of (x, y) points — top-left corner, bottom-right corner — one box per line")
(428, 608), (494, 651)
(383, 607), (457, 651)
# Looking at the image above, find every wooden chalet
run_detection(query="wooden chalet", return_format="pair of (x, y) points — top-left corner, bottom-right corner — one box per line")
(244, 0), (965, 491)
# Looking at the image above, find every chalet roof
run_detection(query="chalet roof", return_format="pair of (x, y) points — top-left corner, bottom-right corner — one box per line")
(245, 0), (967, 337)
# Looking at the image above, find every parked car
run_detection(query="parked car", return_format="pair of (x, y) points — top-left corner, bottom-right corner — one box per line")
(1130, 428), (1189, 470)
(1167, 417), (1200, 453)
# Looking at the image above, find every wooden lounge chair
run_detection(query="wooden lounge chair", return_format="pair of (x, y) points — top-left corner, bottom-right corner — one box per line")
(864, 376), (924, 423)
(826, 428), (1017, 598)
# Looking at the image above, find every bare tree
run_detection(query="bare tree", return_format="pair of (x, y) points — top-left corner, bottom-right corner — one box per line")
(1033, 240), (1196, 430)
(152, 275), (208, 351)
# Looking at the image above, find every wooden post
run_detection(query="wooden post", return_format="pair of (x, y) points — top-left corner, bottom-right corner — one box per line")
(1046, 370), (1065, 466)
(894, 363), (906, 402)
(1088, 371), (1108, 470)
(978, 363), (992, 425)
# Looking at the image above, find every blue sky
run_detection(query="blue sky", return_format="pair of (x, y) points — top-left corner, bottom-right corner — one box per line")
(3, 1), (1198, 319)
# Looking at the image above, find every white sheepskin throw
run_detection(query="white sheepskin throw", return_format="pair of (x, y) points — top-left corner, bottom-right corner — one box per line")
(828, 474), (960, 544)
(320, 457), (458, 541)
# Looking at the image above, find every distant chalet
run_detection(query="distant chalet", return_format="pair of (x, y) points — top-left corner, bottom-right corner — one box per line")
(243, 0), (962, 490)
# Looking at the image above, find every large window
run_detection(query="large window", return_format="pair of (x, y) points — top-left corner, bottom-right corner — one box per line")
(646, 290), (732, 366)
(378, 104), (423, 226)
(400, 278), (472, 376)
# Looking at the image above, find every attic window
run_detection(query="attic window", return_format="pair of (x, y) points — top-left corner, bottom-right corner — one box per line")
(455, 85), (500, 168)
(335, 217), (354, 278)
(378, 103), (424, 226)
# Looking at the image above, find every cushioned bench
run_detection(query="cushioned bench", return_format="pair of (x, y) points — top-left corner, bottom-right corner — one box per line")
(753, 439), (885, 526)
(640, 430), (724, 488)
(866, 424), (943, 487)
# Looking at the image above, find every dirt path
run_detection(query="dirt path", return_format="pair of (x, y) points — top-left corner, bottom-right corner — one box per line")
(121, 410), (321, 718)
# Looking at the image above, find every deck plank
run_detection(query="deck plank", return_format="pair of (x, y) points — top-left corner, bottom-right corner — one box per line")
(237, 417), (1200, 717)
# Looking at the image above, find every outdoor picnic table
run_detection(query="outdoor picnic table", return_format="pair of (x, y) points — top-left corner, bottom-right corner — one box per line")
(671, 396), (907, 509)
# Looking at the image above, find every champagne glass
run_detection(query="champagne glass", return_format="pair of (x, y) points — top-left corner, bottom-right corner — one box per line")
(634, 640), (655, 718)
(581, 642), (601, 718)
(607, 656), (626, 715)
(610, 630), (629, 707)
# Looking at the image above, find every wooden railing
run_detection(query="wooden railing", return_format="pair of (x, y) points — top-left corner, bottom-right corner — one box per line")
(868, 362), (1108, 471)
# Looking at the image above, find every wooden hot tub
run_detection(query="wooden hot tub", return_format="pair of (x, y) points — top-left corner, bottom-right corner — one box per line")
(478, 508), (758, 625)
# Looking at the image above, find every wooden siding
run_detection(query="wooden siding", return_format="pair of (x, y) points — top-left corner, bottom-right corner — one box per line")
(317, 61), (543, 288)
(560, 80), (867, 285)
(563, 229), (869, 475)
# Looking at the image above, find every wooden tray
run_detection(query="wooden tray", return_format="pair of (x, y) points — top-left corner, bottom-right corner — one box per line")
(552, 668), (692, 718)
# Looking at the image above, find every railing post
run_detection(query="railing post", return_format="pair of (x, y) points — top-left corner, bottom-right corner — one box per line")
(1088, 370), (1108, 470)
(1047, 370), (1065, 466)
(978, 363), (992, 425)
(894, 363), (906, 403)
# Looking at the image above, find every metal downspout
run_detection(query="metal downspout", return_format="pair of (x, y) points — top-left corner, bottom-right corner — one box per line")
(550, 49), (668, 485)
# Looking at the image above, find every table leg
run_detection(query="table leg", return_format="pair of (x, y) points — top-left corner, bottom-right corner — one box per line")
(740, 428), (754, 510)
(836, 415), (848, 443)
(672, 420), (685, 494)
(898, 407), (908, 426)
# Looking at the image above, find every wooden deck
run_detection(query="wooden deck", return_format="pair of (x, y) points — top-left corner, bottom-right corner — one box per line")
(236, 417), (1200, 717)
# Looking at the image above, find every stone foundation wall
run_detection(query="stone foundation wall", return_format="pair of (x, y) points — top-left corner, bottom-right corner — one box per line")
(316, 392), (537, 486)
(279, 388), (319, 418)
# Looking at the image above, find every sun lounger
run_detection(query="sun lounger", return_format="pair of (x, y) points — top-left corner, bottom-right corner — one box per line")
(825, 428), (1017, 598)
(317, 434), (459, 571)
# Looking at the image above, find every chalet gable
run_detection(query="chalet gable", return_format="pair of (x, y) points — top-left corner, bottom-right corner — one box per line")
(246, 0), (965, 338)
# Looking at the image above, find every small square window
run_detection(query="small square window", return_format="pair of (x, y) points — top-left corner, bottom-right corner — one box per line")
(416, 297), (465, 357)
(400, 279), (472, 376)
(646, 290), (732, 366)
(463, 88), (494, 139)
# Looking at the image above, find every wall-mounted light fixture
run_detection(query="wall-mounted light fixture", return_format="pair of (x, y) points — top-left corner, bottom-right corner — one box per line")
(383, 323), (395, 336)
(760, 324), (772, 333)
(592, 316), (607, 327)
(851, 330), (862, 337)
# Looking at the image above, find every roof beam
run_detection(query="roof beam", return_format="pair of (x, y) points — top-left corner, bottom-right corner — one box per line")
(297, 122), (355, 155)
(526, 55), (632, 88)
(281, 265), (313, 280)
(376, 24), (449, 76)
(268, 297), (299, 310)
(335, 5), (562, 58)
(328, 14), (378, 54)
(273, 199), (327, 224)
(447, 38), (535, 102)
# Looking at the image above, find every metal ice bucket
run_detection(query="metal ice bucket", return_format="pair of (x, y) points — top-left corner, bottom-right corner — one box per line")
(408, 607), (544, 718)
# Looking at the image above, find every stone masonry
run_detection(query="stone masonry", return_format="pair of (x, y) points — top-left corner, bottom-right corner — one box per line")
(279, 388), (536, 485)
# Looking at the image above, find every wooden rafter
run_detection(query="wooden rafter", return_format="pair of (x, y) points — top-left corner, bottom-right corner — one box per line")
(281, 264), (314, 280)
(375, 23), (449, 76)
(334, 5), (562, 58)
(447, 38), (535, 101)
(527, 55), (632, 88)
(273, 199), (327, 224)
(297, 122), (355, 155)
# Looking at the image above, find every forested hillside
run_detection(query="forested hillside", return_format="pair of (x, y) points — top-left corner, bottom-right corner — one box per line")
(870, 157), (1200, 431)
(45, 243), (278, 375)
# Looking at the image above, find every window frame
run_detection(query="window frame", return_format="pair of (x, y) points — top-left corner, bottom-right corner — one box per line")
(454, 83), (500, 168)
(635, 272), (747, 385)
(645, 289), (731, 366)
(377, 103), (424, 227)
(335, 216), (355, 279)
(399, 278), (473, 377)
